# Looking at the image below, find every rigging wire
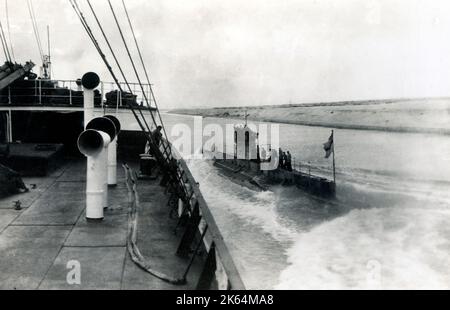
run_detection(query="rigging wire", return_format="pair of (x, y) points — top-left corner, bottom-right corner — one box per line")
(69, 0), (188, 197)
(86, 0), (128, 84)
(85, 0), (153, 133)
(71, 0), (127, 97)
(5, 0), (15, 61)
(29, 0), (44, 57)
(26, 0), (44, 63)
(70, 0), (105, 58)
(84, 1), (188, 199)
(71, 0), (187, 205)
(121, 0), (170, 146)
(0, 30), (10, 62)
(0, 20), (12, 63)
(69, 0), (152, 142)
(110, 0), (192, 201)
(107, 0), (166, 154)
(70, 3), (194, 284)
(75, 0), (152, 134)
(112, 0), (191, 212)
(107, 0), (157, 128)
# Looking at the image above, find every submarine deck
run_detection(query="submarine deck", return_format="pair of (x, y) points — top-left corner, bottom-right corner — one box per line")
(0, 159), (204, 290)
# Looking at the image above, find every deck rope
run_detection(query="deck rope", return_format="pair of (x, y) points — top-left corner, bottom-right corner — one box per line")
(123, 164), (186, 285)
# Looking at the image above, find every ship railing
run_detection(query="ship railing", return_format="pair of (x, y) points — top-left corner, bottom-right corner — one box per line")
(292, 159), (325, 177)
(259, 147), (331, 179)
(212, 144), (330, 179)
(169, 143), (246, 290)
(101, 81), (153, 108)
(0, 79), (152, 109)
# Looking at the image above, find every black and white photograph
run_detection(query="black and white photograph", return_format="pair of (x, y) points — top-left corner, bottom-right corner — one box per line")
(0, 0), (449, 294)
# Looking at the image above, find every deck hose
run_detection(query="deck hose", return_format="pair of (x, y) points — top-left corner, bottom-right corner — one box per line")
(123, 164), (187, 285)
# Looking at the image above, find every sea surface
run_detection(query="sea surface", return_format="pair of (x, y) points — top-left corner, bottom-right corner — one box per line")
(105, 109), (450, 289)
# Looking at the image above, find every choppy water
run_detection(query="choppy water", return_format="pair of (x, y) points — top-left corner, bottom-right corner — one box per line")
(107, 109), (450, 289)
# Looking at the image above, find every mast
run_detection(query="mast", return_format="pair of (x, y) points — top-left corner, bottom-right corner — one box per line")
(47, 25), (50, 59)
(332, 130), (336, 183)
(42, 25), (51, 79)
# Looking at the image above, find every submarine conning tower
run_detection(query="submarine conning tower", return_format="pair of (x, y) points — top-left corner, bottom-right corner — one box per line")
(233, 124), (259, 162)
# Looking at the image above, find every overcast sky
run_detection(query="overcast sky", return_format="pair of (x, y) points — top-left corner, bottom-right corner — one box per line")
(2, 0), (450, 109)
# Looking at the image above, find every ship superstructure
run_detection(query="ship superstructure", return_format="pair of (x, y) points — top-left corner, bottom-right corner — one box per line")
(0, 0), (245, 290)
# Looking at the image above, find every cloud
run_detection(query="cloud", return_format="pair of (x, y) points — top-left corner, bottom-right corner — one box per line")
(2, 0), (450, 109)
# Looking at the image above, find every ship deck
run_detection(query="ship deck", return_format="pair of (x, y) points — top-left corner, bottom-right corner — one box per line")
(0, 159), (203, 290)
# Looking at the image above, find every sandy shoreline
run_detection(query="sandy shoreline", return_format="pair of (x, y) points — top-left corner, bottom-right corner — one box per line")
(170, 98), (450, 135)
